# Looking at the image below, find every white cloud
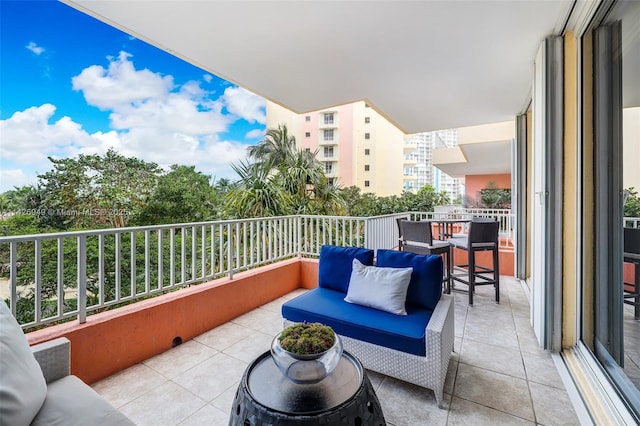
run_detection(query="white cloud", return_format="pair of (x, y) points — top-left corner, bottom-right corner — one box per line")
(245, 129), (264, 139)
(0, 104), (98, 166)
(0, 52), (264, 191)
(222, 86), (266, 124)
(0, 169), (33, 192)
(72, 51), (174, 110)
(26, 42), (45, 55)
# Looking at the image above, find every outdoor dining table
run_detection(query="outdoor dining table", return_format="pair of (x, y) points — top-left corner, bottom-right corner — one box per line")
(422, 217), (472, 240)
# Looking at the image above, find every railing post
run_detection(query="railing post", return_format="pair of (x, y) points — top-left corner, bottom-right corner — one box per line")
(297, 215), (302, 258)
(78, 235), (87, 324)
(9, 241), (17, 315)
(227, 222), (234, 280)
(364, 217), (369, 249)
(34, 240), (41, 324)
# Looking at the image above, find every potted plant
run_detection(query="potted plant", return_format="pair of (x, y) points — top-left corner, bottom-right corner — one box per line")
(271, 322), (343, 383)
(277, 322), (336, 358)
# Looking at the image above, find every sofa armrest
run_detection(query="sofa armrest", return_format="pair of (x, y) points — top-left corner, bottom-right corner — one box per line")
(31, 337), (70, 384)
(425, 294), (455, 360)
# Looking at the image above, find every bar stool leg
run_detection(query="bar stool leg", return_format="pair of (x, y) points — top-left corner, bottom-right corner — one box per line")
(468, 248), (475, 306)
(494, 245), (500, 303)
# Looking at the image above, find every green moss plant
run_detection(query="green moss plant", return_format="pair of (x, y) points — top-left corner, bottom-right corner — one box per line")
(278, 322), (336, 355)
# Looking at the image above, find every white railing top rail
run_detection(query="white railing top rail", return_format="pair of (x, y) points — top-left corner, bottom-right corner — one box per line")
(0, 209), (520, 329)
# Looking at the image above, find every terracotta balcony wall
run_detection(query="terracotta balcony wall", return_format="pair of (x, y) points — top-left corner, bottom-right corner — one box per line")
(27, 258), (320, 385)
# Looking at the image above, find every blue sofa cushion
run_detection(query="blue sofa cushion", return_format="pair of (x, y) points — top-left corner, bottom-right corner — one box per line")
(282, 287), (432, 356)
(376, 249), (443, 310)
(318, 245), (374, 293)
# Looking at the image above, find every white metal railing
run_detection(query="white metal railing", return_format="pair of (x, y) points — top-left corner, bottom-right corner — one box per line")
(1, 211), (520, 328)
(624, 217), (640, 229)
(1, 216), (302, 328)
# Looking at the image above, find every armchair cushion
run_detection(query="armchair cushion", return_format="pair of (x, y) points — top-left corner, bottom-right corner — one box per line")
(282, 287), (432, 356)
(345, 259), (413, 315)
(0, 302), (48, 425)
(376, 249), (443, 310)
(318, 245), (374, 293)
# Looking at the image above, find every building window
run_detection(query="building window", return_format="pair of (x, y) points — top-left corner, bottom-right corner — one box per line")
(364, 133), (370, 140)
(305, 115), (311, 122)
(305, 132), (311, 138)
(365, 117), (370, 124)
(328, 178), (335, 186)
(324, 146), (334, 157)
(364, 164), (370, 171)
(305, 148), (311, 153)
(364, 180), (370, 187)
(325, 162), (333, 174)
(323, 129), (334, 141)
(324, 113), (334, 125)
(364, 149), (370, 155)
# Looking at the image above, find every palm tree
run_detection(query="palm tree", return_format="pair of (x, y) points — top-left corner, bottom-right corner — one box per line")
(247, 124), (296, 168)
(224, 160), (292, 218)
(279, 149), (324, 213)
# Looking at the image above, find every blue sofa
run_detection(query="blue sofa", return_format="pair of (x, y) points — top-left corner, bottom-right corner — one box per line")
(282, 246), (455, 408)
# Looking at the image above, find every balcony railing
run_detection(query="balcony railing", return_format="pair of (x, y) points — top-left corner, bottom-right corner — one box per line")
(0, 209), (522, 329)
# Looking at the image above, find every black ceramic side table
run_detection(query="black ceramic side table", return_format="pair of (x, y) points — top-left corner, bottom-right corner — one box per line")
(229, 351), (385, 426)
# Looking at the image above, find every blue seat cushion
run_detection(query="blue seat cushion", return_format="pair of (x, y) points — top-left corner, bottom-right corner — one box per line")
(282, 287), (432, 356)
(376, 249), (443, 311)
(318, 245), (375, 293)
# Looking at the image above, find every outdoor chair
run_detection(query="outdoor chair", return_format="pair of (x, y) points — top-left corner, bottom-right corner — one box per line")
(400, 220), (451, 293)
(449, 220), (500, 305)
(396, 216), (409, 251)
(624, 227), (640, 319)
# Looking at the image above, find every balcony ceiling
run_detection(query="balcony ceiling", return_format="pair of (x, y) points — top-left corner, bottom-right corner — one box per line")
(62, 0), (574, 134)
(433, 140), (512, 178)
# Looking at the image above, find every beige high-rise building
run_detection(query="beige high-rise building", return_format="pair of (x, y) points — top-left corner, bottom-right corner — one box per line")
(266, 100), (408, 196)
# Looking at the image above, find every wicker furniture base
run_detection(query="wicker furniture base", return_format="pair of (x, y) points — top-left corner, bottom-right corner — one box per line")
(284, 294), (454, 408)
(229, 351), (385, 426)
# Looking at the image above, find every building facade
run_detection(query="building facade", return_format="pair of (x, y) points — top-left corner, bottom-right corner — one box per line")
(404, 131), (463, 201)
(267, 100), (407, 196)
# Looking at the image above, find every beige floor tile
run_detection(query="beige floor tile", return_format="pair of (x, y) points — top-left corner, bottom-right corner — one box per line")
(119, 381), (207, 426)
(366, 369), (385, 391)
(143, 340), (218, 379)
(453, 363), (534, 421)
(260, 296), (288, 313)
(463, 316), (520, 349)
(521, 351), (564, 389)
(444, 360), (459, 395)
(528, 382), (580, 425)
(231, 307), (282, 331)
(459, 338), (525, 379)
(210, 382), (240, 415)
(447, 396), (535, 425)
(376, 377), (448, 426)
(222, 330), (273, 363)
(173, 352), (247, 402)
(179, 404), (229, 426)
(92, 363), (166, 408)
(194, 322), (255, 351)
(281, 288), (308, 300)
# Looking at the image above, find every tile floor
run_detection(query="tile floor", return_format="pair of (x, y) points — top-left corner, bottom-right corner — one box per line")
(93, 276), (583, 425)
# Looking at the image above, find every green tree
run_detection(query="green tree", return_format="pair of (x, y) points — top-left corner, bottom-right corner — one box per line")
(247, 124), (296, 168)
(479, 181), (511, 209)
(135, 165), (220, 225)
(624, 187), (640, 217)
(38, 149), (160, 228)
(224, 160), (293, 217)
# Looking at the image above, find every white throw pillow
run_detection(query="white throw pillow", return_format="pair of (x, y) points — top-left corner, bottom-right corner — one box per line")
(344, 258), (413, 315)
(0, 302), (48, 425)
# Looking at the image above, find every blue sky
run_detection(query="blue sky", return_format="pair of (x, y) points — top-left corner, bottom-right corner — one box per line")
(0, 0), (266, 192)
